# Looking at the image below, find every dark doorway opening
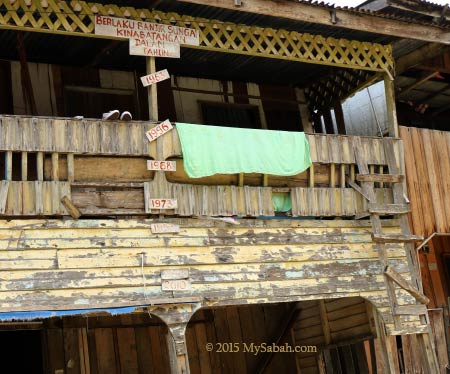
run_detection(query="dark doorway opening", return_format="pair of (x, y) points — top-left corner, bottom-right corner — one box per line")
(0, 330), (44, 374)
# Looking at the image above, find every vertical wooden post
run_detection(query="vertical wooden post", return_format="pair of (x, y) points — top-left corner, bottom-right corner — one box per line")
(372, 306), (397, 373)
(21, 152), (27, 181)
(322, 109), (334, 134)
(67, 154), (74, 182)
(296, 88), (313, 133)
(384, 73), (398, 137)
(36, 152), (43, 181)
(51, 153), (59, 181)
(4, 151), (12, 181)
(333, 99), (346, 135)
(167, 324), (190, 374)
(146, 57), (158, 122)
(329, 163), (335, 188)
(416, 332), (440, 374)
(149, 304), (200, 374)
(340, 164), (346, 188)
(309, 164), (315, 188)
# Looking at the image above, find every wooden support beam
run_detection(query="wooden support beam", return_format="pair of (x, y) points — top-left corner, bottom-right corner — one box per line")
(36, 152), (43, 181)
(393, 305), (427, 315)
(384, 74), (399, 137)
(372, 306), (398, 373)
(346, 177), (370, 200)
(178, 0), (450, 44)
(61, 196), (82, 220)
(330, 163), (335, 187)
(4, 151), (12, 181)
(309, 164), (315, 187)
(356, 173), (403, 183)
(0, 181), (10, 214)
(322, 109), (335, 134)
(17, 32), (37, 115)
(166, 324), (190, 374)
(319, 300), (332, 345)
(296, 89), (313, 133)
(21, 152), (27, 181)
(398, 71), (440, 97)
(239, 173), (244, 187)
(333, 99), (346, 134)
(51, 153), (59, 181)
(373, 233), (423, 243)
(384, 266), (430, 304)
(416, 332), (441, 374)
(146, 57), (158, 122)
(67, 154), (74, 182)
(396, 43), (447, 74)
(368, 203), (411, 214)
(149, 304), (200, 374)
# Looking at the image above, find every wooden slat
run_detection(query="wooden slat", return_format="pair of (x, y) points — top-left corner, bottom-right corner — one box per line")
(393, 305), (427, 315)
(356, 174), (403, 183)
(368, 203), (410, 215)
(384, 266), (430, 304)
(373, 234), (423, 243)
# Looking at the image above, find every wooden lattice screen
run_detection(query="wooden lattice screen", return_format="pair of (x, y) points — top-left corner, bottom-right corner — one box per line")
(0, 0), (394, 73)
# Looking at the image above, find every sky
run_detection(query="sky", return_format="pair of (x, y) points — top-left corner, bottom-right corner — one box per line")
(331, 0), (449, 6)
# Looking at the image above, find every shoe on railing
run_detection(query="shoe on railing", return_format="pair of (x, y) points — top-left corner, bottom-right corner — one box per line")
(120, 111), (132, 121)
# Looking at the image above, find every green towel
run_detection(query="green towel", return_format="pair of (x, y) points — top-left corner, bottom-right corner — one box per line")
(273, 193), (292, 212)
(175, 123), (312, 178)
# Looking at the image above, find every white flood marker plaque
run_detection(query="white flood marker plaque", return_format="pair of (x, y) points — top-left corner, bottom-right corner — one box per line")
(161, 269), (190, 291)
(140, 69), (171, 87)
(147, 160), (176, 171)
(145, 119), (173, 142)
(149, 199), (177, 210)
(162, 279), (191, 291)
(94, 15), (199, 46)
(161, 269), (189, 280)
(131, 40), (180, 58)
(150, 223), (180, 234)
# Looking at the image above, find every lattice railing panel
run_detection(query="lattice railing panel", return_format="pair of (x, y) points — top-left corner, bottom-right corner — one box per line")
(0, 0), (394, 72)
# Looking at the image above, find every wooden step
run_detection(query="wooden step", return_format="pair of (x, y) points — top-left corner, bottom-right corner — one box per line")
(368, 203), (410, 215)
(394, 305), (427, 315)
(372, 233), (423, 243)
(356, 173), (403, 183)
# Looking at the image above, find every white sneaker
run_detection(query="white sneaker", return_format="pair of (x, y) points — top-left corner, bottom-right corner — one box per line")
(120, 111), (132, 121)
(102, 110), (120, 120)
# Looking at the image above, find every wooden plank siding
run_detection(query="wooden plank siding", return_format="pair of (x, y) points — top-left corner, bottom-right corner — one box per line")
(0, 116), (401, 218)
(0, 218), (427, 337)
(400, 125), (450, 237)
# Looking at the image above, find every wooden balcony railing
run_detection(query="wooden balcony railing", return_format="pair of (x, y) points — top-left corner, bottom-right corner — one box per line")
(0, 115), (402, 218)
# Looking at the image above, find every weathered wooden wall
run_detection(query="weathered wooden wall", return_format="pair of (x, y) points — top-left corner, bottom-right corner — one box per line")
(0, 218), (426, 338)
(400, 125), (450, 372)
